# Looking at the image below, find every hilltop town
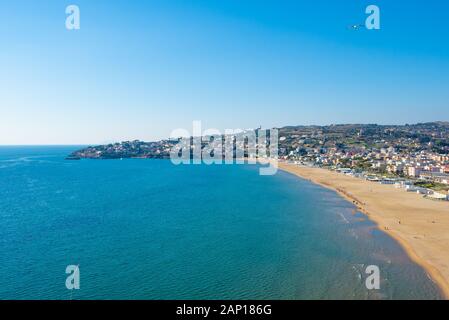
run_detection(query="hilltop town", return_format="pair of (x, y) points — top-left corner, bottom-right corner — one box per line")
(277, 122), (449, 200)
(69, 122), (449, 199)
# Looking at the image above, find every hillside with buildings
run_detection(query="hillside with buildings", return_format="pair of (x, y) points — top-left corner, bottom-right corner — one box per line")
(276, 122), (449, 198)
(69, 122), (449, 198)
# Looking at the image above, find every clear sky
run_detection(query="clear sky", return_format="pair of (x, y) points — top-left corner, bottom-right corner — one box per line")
(0, 0), (448, 145)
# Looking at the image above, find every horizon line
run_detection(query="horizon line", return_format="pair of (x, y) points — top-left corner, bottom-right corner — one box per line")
(1, 120), (447, 146)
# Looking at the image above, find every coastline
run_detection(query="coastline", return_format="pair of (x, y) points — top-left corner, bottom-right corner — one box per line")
(276, 162), (449, 299)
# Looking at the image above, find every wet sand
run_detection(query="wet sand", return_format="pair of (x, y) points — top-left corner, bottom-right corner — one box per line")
(277, 162), (449, 299)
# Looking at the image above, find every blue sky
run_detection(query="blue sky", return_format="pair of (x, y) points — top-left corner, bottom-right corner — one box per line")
(0, 0), (448, 144)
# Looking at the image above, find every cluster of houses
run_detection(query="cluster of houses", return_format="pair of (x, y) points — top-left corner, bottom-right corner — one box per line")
(288, 147), (448, 176)
(385, 152), (449, 181)
(282, 144), (449, 201)
(71, 140), (176, 159)
(333, 168), (449, 201)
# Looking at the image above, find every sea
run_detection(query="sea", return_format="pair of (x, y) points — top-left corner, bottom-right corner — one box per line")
(0, 146), (443, 299)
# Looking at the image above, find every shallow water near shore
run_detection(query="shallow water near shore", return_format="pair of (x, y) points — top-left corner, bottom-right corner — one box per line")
(0, 146), (443, 299)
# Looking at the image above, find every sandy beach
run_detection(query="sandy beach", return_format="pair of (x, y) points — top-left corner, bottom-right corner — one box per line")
(277, 162), (449, 299)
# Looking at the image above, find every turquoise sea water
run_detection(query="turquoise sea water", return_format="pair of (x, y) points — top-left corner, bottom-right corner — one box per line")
(0, 146), (443, 299)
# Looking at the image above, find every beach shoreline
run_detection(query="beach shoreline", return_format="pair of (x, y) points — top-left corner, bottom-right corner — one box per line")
(276, 161), (449, 299)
